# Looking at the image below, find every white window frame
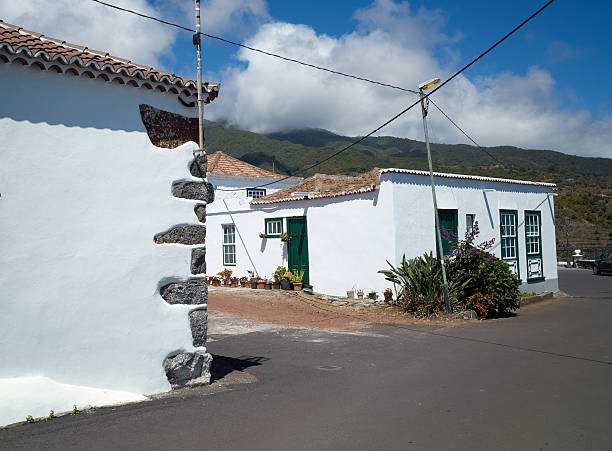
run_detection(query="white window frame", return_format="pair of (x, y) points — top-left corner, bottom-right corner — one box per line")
(500, 210), (519, 277)
(222, 224), (236, 266)
(247, 188), (266, 199)
(466, 214), (475, 235)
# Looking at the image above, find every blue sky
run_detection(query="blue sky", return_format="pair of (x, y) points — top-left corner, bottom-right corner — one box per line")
(2, 0), (611, 157)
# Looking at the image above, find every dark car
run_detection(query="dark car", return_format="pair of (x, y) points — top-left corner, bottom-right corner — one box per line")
(593, 249), (612, 275)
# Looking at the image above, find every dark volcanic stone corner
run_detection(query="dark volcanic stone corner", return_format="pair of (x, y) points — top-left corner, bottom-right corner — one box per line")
(154, 225), (206, 245)
(191, 247), (207, 274)
(160, 279), (207, 305)
(172, 181), (214, 203)
(164, 351), (212, 388)
(189, 308), (208, 347)
(194, 204), (206, 223)
(190, 155), (207, 178)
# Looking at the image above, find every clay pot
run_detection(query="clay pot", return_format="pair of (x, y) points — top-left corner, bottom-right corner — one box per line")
(256, 280), (266, 289)
(293, 282), (303, 291)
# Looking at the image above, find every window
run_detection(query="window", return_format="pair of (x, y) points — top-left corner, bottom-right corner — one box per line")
(525, 211), (543, 280)
(500, 210), (519, 277)
(265, 218), (283, 238)
(466, 214), (475, 235)
(247, 188), (266, 199)
(222, 224), (236, 266)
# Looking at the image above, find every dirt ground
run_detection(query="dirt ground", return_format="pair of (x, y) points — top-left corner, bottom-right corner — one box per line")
(207, 286), (465, 332)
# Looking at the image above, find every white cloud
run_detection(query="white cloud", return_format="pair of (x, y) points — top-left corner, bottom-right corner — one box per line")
(208, 0), (612, 158)
(0, 0), (177, 68)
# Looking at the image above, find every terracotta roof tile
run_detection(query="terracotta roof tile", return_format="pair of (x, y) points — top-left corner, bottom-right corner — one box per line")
(0, 20), (219, 99)
(251, 169), (380, 204)
(208, 151), (301, 179)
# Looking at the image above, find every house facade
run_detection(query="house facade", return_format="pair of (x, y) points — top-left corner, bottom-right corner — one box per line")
(207, 168), (558, 297)
(0, 21), (218, 425)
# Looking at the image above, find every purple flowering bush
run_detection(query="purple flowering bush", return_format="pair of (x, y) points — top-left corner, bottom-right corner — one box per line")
(444, 222), (520, 317)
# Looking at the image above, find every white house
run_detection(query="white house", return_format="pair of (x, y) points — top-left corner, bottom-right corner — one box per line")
(207, 167), (558, 296)
(0, 21), (218, 425)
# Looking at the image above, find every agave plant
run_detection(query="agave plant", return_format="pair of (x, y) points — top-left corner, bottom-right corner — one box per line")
(379, 252), (468, 317)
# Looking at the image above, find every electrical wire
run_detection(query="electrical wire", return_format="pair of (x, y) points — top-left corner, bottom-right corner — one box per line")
(90, 0), (417, 94)
(90, 0), (555, 188)
(215, 0), (556, 190)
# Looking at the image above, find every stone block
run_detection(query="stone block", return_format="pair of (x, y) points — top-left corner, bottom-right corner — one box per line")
(154, 225), (206, 245)
(191, 247), (206, 274)
(189, 308), (208, 346)
(194, 204), (206, 223)
(172, 181), (214, 203)
(164, 351), (212, 388)
(160, 279), (207, 305)
(190, 155), (207, 178)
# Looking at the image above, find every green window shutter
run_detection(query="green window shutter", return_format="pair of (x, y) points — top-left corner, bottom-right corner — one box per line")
(524, 211), (544, 281)
(264, 218), (284, 238)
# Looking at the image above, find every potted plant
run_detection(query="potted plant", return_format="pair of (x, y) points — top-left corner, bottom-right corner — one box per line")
(291, 269), (305, 291)
(230, 276), (239, 287)
(280, 232), (291, 243)
(211, 276), (221, 287)
(207, 275), (214, 286)
(281, 271), (292, 290)
(239, 276), (249, 287)
(356, 289), (364, 299)
(368, 289), (377, 300)
(265, 279), (273, 290)
(273, 266), (286, 289)
(256, 278), (266, 290)
(217, 269), (233, 287)
(383, 288), (393, 302)
(248, 271), (257, 289)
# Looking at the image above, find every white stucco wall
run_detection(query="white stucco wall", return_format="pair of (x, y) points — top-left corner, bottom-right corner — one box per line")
(207, 181), (396, 297)
(387, 172), (558, 292)
(208, 171), (557, 298)
(0, 62), (205, 424)
(209, 174), (300, 202)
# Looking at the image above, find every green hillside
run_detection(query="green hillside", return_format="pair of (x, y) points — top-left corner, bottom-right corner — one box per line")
(204, 122), (612, 250)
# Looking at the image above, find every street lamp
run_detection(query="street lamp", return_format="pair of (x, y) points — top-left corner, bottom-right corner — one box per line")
(419, 77), (452, 314)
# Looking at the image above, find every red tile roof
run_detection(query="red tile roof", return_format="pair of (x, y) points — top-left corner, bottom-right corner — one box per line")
(207, 151), (301, 179)
(251, 169), (380, 204)
(251, 167), (555, 204)
(0, 20), (219, 100)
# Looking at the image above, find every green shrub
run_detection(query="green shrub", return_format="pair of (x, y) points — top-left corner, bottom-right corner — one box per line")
(444, 222), (520, 317)
(380, 221), (520, 318)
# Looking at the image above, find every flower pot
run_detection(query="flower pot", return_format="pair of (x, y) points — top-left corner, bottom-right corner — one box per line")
(293, 282), (303, 291)
(250, 281), (257, 289)
(368, 293), (377, 300)
(357, 293), (363, 299)
(280, 279), (292, 290)
(212, 281), (221, 287)
(384, 293), (393, 302)
(257, 281), (266, 289)
(346, 290), (354, 299)
(273, 282), (281, 290)
(265, 283), (272, 290)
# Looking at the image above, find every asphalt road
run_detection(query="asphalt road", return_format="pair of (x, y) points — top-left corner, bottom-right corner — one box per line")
(2, 269), (611, 450)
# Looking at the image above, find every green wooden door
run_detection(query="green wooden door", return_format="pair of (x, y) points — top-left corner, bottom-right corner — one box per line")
(287, 216), (309, 285)
(437, 209), (458, 256)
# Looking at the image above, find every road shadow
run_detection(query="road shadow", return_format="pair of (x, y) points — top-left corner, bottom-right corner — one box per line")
(210, 354), (269, 382)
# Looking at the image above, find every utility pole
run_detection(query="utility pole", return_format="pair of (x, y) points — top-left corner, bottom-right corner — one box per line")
(194, 0), (206, 174)
(419, 78), (451, 314)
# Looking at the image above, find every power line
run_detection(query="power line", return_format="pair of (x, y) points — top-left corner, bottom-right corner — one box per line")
(91, 0), (554, 188)
(215, 0), (555, 190)
(90, 0), (417, 93)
